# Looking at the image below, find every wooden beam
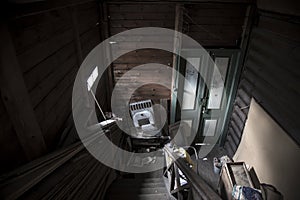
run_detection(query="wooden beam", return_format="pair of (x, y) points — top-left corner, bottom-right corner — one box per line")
(170, 3), (184, 124)
(99, 2), (114, 111)
(0, 23), (47, 160)
(71, 7), (83, 64)
(70, 6), (92, 110)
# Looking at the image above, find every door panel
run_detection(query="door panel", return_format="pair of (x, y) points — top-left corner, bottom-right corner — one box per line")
(207, 57), (229, 109)
(182, 58), (200, 110)
(171, 49), (239, 150)
(203, 119), (218, 136)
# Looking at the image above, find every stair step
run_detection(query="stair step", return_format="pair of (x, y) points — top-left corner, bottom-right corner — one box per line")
(106, 176), (170, 200)
(127, 177), (165, 183)
(112, 181), (165, 188)
(107, 193), (170, 200)
(115, 179), (164, 183)
(109, 186), (167, 194)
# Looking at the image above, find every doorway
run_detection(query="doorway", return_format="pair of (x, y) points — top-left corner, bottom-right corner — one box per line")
(170, 49), (240, 149)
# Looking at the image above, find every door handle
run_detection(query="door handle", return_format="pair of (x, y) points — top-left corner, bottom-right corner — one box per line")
(200, 97), (208, 106)
(202, 107), (209, 114)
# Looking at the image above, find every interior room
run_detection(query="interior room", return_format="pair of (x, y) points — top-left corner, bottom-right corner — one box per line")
(0, 0), (299, 199)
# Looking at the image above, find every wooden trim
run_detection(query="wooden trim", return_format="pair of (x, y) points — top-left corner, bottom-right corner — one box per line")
(71, 7), (83, 64)
(70, 6), (92, 110)
(221, 5), (256, 146)
(170, 3), (184, 124)
(0, 23), (47, 160)
(99, 2), (114, 111)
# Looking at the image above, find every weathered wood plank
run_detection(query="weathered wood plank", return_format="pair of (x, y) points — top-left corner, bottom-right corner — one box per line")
(114, 57), (173, 65)
(24, 41), (76, 93)
(109, 12), (175, 20)
(80, 27), (101, 58)
(186, 16), (245, 25)
(19, 153), (91, 200)
(98, 1), (114, 111)
(185, 4), (247, 16)
(12, 0), (95, 17)
(17, 27), (74, 72)
(10, 8), (72, 55)
(44, 86), (73, 147)
(0, 122), (27, 173)
(76, 3), (100, 35)
(110, 19), (175, 28)
(0, 23), (47, 160)
(29, 51), (77, 108)
(108, 4), (175, 13)
(35, 67), (77, 134)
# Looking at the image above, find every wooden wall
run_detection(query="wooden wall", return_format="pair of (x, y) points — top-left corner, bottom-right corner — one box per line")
(107, 3), (175, 102)
(113, 49), (173, 102)
(107, 2), (248, 102)
(183, 3), (248, 47)
(224, 8), (300, 157)
(0, 93), (27, 173)
(11, 8), (77, 148)
(0, 0), (107, 173)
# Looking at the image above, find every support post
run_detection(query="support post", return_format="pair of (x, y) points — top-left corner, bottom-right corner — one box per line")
(99, 2), (114, 110)
(70, 7), (91, 109)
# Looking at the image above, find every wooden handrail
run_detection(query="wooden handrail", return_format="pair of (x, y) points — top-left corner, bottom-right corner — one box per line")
(164, 146), (222, 200)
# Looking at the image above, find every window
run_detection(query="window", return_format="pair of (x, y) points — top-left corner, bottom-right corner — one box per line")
(87, 66), (98, 91)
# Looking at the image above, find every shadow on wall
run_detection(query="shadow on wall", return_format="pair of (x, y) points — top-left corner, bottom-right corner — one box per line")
(233, 98), (300, 200)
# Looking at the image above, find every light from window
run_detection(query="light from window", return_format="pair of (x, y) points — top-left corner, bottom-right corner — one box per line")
(87, 66), (98, 91)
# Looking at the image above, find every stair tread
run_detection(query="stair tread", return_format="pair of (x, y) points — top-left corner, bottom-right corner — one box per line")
(109, 187), (167, 193)
(107, 176), (170, 200)
(115, 177), (164, 183)
(107, 193), (170, 200)
(112, 182), (165, 188)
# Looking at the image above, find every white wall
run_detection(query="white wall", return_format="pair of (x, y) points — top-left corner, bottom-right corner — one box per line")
(234, 98), (300, 200)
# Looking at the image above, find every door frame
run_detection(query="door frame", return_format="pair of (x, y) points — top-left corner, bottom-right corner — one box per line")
(170, 48), (241, 146)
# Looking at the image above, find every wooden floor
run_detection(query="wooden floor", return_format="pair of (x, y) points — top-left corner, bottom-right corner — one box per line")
(195, 147), (229, 190)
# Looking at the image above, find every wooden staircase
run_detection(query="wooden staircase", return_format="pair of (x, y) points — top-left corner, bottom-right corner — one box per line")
(106, 177), (171, 200)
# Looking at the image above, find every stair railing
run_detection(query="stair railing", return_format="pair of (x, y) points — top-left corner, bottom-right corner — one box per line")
(164, 146), (222, 200)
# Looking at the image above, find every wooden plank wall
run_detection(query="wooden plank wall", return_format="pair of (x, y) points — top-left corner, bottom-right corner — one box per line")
(0, 94), (27, 173)
(113, 50), (173, 103)
(183, 3), (248, 47)
(224, 11), (300, 157)
(0, 0), (107, 173)
(11, 8), (77, 149)
(108, 3), (175, 102)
